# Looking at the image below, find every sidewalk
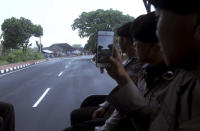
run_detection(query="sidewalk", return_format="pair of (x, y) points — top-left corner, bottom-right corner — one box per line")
(0, 59), (48, 74)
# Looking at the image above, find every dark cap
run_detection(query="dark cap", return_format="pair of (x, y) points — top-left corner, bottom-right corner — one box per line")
(130, 12), (158, 44)
(117, 22), (133, 43)
(149, 0), (200, 14)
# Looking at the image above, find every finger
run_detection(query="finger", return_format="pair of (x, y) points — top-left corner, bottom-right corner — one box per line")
(113, 46), (122, 62)
(92, 112), (97, 119)
(108, 56), (118, 66)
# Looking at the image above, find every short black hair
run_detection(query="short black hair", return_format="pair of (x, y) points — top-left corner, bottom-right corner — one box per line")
(117, 22), (133, 43)
(130, 12), (158, 44)
(149, 0), (200, 14)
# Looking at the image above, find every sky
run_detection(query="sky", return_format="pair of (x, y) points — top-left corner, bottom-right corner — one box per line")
(0, 0), (147, 48)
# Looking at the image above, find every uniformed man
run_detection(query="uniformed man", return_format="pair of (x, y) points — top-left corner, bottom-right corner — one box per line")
(0, 102), (15, 131)
(148, 0), (200, 130)
(105, 12), (200, 131)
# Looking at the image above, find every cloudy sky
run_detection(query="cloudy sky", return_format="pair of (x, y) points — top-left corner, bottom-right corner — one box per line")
(0, 0), (147, 47)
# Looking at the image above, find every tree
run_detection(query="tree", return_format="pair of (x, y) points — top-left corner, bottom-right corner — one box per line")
(84, 34), (96, 51)
(33, 25), (43, 37)
(1, 17), (43, 53)
(71, 9), (134, 50)
(72, 44), (82, 48)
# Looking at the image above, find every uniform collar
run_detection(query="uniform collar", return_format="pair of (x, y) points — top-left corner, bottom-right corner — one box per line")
(143, 62), (170, 87)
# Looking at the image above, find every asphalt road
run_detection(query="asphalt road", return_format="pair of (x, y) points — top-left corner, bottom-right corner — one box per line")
(0, 56), (116, 131)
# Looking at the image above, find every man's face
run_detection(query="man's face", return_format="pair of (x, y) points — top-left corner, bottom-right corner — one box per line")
(156, 9), (199, 69)
(134, 40), (152, 62)
(119, 36), (131, 53)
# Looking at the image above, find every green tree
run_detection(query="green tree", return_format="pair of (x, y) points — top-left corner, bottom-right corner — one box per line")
(71, 9), (134, 50)
(1, 17), (43, 53)
(84, 34), (96, 51)
(33, 25), (43, 37)
(72, 44), (82, 48)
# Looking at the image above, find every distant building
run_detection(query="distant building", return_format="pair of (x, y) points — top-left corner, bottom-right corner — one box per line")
(42, 47), (58, 58)
(42, 43), (76, 57)
(50, 43), (75, 56)
(50, 43), (74, 54)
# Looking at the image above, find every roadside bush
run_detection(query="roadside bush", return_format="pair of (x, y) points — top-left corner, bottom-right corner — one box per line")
(0, 57), (9, 66)
(2, 48), (45, 64)
(7, 53), (17, 63)
(33, 52), (44, 60)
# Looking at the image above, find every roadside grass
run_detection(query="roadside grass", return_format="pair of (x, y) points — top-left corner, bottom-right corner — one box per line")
(0, 59), (9, 66)
(0, 48), (45, 66)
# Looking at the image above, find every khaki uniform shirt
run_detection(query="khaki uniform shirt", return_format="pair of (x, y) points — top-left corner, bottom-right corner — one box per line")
(107, 64), (200, 131)
(97, 57), (143, 131)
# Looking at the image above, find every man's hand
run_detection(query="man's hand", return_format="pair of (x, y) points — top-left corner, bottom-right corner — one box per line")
(106, 46), (131, 87)
(92, 107), (106, 120)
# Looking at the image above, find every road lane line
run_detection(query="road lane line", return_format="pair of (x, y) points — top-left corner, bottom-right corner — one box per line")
(65, 65), (69, 69)
(58, 72), (63, 77)
(32, 88), (51, 108)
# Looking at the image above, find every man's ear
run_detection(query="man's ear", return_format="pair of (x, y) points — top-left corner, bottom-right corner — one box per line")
(194, 25), (200, 41)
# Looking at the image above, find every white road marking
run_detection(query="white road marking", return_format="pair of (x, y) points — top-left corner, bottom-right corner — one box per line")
(32, 88), (51, 108)
(58, 71), (63, 77)
(65, 61), (72, 69)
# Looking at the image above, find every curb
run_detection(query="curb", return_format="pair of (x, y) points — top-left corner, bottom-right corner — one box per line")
(0, 60), (46, 75)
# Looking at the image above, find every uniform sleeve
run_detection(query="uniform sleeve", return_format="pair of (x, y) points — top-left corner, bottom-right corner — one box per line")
(96, 110), (124, 131)
(107, 80), (147, 113)
(178, 117), (200, 131)
(178, 80), (200, 131)
(107, 80), (156, 131)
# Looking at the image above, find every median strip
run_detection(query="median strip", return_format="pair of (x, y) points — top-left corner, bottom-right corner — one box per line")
(32, 88), (51, 108)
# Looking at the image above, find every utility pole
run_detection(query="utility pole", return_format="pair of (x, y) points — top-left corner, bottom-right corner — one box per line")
(40, 36), (42, 53)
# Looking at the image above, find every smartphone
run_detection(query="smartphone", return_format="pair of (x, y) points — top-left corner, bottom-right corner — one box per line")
(96, 31), (114, 67)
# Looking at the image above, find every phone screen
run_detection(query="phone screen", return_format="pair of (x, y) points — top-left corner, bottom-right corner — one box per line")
(96, 31), (114, 67)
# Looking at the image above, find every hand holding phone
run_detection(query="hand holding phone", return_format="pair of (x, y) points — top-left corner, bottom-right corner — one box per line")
(105, 46), (131, 87)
